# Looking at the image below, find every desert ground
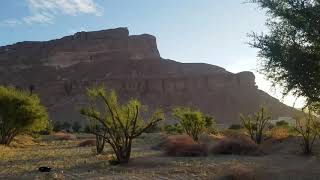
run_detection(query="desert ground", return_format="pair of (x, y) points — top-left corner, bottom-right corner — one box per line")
(1, 132), (320, 180)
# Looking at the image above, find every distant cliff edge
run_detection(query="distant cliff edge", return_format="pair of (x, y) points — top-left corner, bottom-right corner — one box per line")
(0, 27), (299, 124)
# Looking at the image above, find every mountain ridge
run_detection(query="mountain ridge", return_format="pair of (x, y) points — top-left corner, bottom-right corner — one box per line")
(0, 27), (299, 125)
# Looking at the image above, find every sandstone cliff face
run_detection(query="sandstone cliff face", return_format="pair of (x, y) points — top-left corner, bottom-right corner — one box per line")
(0, 27), (298, 125)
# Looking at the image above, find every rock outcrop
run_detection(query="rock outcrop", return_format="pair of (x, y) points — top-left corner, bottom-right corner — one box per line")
(0, 27), (299, 125)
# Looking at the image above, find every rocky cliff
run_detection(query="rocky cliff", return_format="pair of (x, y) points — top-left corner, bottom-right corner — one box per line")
(0, 27), (299, 125)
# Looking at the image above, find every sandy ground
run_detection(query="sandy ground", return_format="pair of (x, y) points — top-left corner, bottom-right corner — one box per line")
(1, 133), (320, 180)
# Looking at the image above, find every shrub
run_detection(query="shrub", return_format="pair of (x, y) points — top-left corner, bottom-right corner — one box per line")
(172, 107), (207, 141)
(0, 86), (48, 145)
(270, 126), (289, 140)
(72, 121), (82, 132)
(276, 120), (289, 127)
(84, 125), (91, 133)
(38, 120), (54, 135)
(53, 121), (63, 132)
(61, 122), (71, 132)
(163, 123), (183, 134)
(240, 106), (271, 144)
(204, 116), (218, 134)
(294, 109), (320, 155)
(52, 121), (71, 132)
(160, 135), (208, 157)
(80, 87), (164, 164)
(78, 139), (96, 147)
(211, 135), (263, 156)
(229, 124), (243, 130)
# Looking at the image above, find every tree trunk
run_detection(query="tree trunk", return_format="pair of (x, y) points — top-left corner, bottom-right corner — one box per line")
(0, 132), (15, 146)
(96, 135), (105, 154)
(116, 141), (132, 164)
(304, 141), (312, 155)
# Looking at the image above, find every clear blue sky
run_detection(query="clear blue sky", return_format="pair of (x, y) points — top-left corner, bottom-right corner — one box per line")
(0, 0), (305, 108)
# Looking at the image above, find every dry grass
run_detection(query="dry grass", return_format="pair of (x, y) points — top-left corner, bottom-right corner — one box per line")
(9, 135), (41, 148)
(159, 135), (209, 157)
(269, 127), (289, 140)
(222, 163), (256, 180)
(78, 139), (96, 147)
(53, 132), (77, 141)
(1, 133), (320, 179)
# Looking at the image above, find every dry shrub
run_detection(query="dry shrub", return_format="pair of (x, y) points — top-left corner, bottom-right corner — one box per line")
(211, 134), (264, 156)
(270, 127), (289, 140)
(198, 134), (220, 144)
(160, 135), (208, 157)
(54, 132), (76, 141)
(78, 139), (96, 147)
(10, 135), (38, 148)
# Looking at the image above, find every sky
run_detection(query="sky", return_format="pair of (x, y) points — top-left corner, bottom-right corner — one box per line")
(0, 0), (305, 108)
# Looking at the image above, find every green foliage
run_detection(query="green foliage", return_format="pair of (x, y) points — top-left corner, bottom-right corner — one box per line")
(204, 116), (218, 134)
(72, 121), (82, 133)
(294, 109), (320, 155)
(172, 107), (208, 141)
(39, 120), (54, 135)
(163, 123), (184, 134)
(250, 0), (320, 104)
(0, 86), (48, 145)
(80, 86), (164, 164)
(276, 120), (289, 127)
(240, 106), (271, 144)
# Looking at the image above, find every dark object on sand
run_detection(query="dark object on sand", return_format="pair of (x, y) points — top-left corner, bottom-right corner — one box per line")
(38, 167), (52, 172)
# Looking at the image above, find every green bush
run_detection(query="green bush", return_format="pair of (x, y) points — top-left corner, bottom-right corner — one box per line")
(164, 123), (184, 134)
(276, 120), (289, 127)
(0, 86), (48, 145)
(80, 87), (164, 164)
(172, 107), (208, 141)
(204, 116), (218, 134)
